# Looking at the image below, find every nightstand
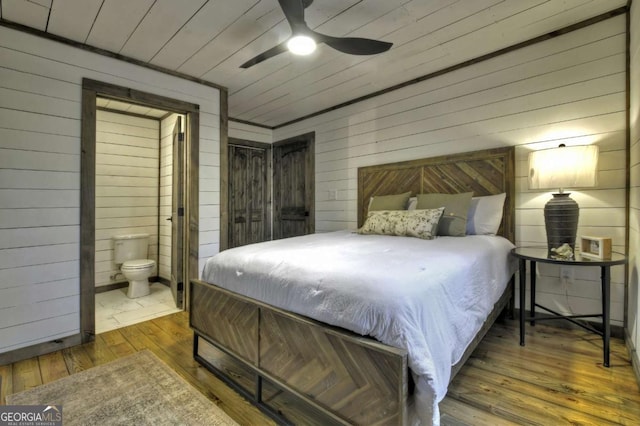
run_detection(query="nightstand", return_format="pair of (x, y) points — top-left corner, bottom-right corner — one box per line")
(510, 247), (626, 367)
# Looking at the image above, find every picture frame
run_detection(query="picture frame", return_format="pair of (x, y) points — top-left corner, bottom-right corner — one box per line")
(579, 236), (612, 260)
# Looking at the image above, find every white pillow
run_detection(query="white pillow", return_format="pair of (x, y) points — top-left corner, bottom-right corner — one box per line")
(466, 193), (506, 235)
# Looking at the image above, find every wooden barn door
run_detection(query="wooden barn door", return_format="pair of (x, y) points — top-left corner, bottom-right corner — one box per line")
(228, 141), (270, 248)
(273, 133), (315, 239)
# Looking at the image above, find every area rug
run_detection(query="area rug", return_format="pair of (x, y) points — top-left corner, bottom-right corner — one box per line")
(7, 350), (238, 426)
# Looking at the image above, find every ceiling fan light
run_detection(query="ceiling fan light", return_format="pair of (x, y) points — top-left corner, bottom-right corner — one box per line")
(287, 35), (316, 55)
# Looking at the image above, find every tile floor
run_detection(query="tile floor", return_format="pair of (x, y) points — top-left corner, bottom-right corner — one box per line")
(95, 282), (182, 334)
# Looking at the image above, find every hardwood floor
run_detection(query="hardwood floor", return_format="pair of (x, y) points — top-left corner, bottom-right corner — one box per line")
(1, 312), (638, 425)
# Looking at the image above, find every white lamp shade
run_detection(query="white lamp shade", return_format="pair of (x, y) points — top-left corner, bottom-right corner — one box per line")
(528, 145), (599, 190)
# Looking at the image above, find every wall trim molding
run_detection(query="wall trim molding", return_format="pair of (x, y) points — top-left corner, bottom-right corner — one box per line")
(624, 0), (632, 332)
(97, 106), (163, 121)
(228, 138), (272, 150)
(229, 117), (274, 130)
(2, 7), (627, 132)
(0, 18), (227, 93)
(272, 5), (629, 130)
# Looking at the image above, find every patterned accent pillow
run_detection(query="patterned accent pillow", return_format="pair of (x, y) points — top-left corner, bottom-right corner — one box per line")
(358, 208), (445, 240)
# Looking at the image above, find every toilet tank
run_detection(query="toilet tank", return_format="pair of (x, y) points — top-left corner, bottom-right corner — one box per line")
(113, 234), (150, 263)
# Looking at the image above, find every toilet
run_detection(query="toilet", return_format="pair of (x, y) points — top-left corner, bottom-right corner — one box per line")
(113, 234), (156, 298)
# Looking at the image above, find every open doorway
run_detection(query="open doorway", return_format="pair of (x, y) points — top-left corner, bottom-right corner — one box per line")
(92, 99), (186, 333)
(80, 79), (200, 341)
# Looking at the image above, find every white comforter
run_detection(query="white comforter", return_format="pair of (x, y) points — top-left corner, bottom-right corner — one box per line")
(201, 231), (515, 425)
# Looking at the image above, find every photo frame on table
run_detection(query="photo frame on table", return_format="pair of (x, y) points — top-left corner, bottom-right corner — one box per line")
(580, 236), (612, 260)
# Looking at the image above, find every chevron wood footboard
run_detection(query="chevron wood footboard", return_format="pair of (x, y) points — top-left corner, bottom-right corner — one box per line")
(190, 147), (516, 425)
(190, 279), (409, 425)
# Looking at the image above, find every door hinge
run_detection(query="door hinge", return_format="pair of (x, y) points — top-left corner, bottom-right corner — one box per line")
(178, 132), (185, 142)
(178, 207), (184, 217)
(177, 282), (184, 291)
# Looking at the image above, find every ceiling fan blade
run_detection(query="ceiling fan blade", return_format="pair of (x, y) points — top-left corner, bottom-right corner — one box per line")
(278, 0), (307, 31)
(239, 2), (391, 68)
(240, 42), (289, 69)
(315, 32), (393, 55)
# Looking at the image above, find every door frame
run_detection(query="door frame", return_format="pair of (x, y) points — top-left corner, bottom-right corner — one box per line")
(80, 78), (200, 342)
(171, 116), (185, 309)
(272, 132), (315, 239)
(227, 138), (272, 248)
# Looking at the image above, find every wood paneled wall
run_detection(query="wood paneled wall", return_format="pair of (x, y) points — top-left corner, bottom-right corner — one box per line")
(0, 25), (220, 357)
(628, 1), (640, 372)
(274, 17), (628, 327)
(95, 110), (159, 287)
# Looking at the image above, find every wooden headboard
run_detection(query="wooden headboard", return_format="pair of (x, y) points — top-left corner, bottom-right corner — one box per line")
(357, 147), (516, 242)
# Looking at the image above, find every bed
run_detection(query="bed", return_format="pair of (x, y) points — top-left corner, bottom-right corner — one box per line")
(190, 146), (516, 425)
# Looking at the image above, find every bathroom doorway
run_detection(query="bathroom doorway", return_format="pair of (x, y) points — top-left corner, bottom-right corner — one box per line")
(80, 79), (199, 339)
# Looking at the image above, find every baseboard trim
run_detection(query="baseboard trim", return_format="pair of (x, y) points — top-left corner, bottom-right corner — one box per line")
(2, 277), (173, 365)
(96, 277), (168, 294)
(0, 334), (82, 365)
(156, 276), (170, 286)
(95, 281), (128, 293)
(625, 328), (640, 385)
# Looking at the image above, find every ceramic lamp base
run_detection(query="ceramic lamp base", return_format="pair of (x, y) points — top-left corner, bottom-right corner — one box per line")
(544, 193), (579, 256)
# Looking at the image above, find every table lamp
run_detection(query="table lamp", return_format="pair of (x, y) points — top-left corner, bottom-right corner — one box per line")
(528, 144), (599, 256)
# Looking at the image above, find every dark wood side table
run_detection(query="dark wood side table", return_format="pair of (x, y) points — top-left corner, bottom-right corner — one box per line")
(511, 247), (626, 367)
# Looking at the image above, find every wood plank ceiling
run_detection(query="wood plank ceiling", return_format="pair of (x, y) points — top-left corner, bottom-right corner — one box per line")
(0, 0), (627, 128)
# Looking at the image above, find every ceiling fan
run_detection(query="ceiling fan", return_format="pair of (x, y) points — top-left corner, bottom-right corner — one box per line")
(240, 0), (393, 69)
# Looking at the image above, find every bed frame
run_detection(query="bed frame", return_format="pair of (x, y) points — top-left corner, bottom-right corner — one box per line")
(190, 146), (515, 425)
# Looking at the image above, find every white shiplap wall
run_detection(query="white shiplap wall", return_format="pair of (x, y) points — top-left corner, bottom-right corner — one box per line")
(628, 1), (640, 363)
(95, 110), (159, 288)
(0, 25), (220, 355)
(199, 112), (222, 274)
(229, 120), (273, 143)
(274, 17), (627, 327)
